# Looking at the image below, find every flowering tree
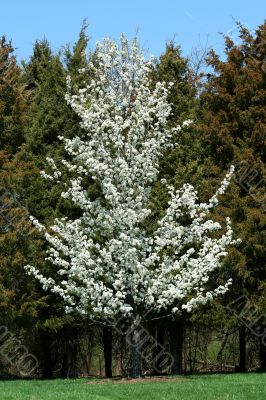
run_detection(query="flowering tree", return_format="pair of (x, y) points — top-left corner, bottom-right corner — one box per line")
(25, 36), (238, 377)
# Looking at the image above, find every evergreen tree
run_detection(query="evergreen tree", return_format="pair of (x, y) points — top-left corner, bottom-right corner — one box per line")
(20, 26), (93, 378)
(198, 21), (266, 371)
(0, 36), (28, 153)
(63, 19), (89, 84)
(0, 36), (48, 377)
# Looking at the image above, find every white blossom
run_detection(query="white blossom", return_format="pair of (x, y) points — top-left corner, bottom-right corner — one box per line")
(25, 36), (238, 322)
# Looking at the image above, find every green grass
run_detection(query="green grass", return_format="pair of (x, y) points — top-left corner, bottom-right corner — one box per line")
(0, 373), (265, 400)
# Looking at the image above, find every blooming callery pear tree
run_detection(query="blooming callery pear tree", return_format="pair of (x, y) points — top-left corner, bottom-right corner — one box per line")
(25, 36), (238, 375)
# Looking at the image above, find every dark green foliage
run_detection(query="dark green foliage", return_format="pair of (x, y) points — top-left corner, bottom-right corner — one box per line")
(197, 22), (266, 370)
(0, 36), (28, 153)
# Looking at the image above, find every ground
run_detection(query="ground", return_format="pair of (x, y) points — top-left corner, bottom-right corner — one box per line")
(0, 373), (265, 400)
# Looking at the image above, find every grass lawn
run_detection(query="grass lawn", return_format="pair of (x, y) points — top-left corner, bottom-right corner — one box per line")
(0, 373), (265, 400)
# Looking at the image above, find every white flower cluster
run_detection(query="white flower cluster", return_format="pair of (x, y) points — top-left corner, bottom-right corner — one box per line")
(25, 36), (238, 321)
(40, 157), (62, 182)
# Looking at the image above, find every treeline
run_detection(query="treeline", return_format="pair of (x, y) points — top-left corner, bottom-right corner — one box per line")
(0, 21), (265, 378)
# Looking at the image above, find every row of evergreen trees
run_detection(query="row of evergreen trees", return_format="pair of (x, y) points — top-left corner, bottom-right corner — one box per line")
(0, 21), (265, 378)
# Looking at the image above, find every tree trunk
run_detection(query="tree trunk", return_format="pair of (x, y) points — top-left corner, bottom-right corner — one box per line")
(103, 325), (113, 378)
(68, 339), (78, 378)
(238, 326), (246, 372)
(60, 328), (78, 378)
(217, 328), (230, 365)
(259, 334), (266, 371)
(169, 320), (184, 375)
(60, 349), (68, 378)
(41, 331), (53, 379)
(153, 323), (165, 375)
(128, 328), (142, 378)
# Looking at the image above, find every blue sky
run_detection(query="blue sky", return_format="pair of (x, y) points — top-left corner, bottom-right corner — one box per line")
(1, 0), (265, 62)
